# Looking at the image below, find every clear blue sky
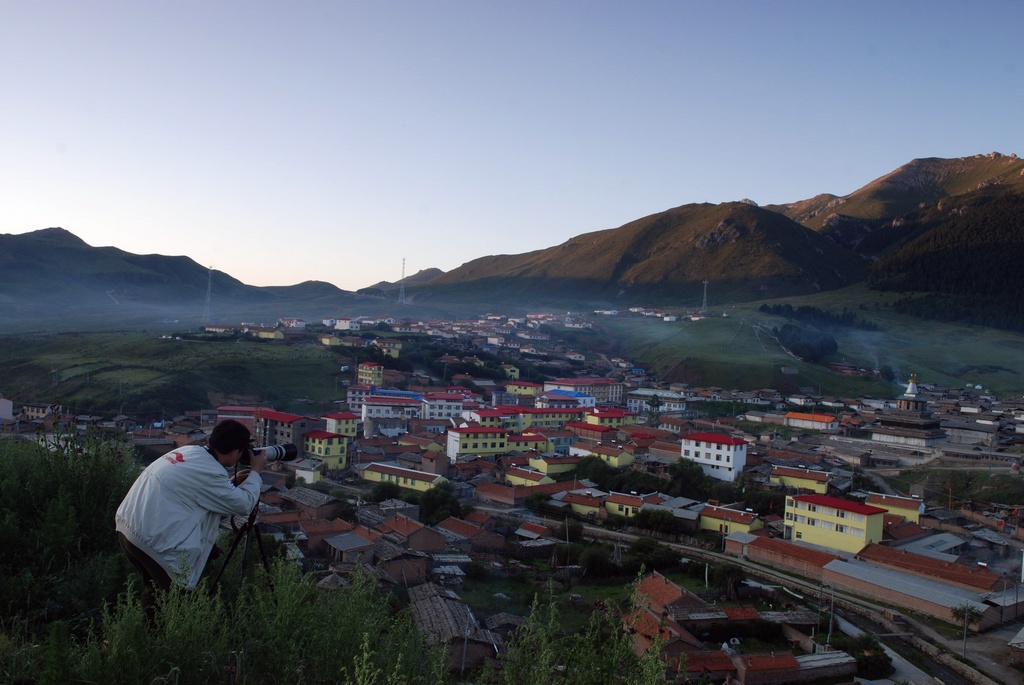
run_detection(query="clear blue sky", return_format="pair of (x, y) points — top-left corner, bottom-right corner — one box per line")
(2, 2), (1021, 291)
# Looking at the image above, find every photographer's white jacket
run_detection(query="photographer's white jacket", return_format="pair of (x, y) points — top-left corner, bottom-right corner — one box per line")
(115, 444), (262, 588)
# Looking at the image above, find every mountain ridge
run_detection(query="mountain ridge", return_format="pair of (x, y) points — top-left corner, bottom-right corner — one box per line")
(2, 152), (1022, 330)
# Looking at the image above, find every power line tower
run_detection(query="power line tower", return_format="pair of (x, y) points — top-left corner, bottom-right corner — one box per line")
(397, 258), (406, 305)
(700, 278), (710, 315)
(202, 266), (213, 322)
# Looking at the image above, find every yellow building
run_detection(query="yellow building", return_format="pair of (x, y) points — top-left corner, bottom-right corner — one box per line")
(605, 492), (664, 518)
(251, 327), (284, 340)
(505, 467), (555, 487)
(699, 504), (764, 535)
(528, 454), (581, 475)
(319, 334), (342, 346)
(769, 465), (829, 494)
(357, 361), (385, 387)
(508, 434), (550, 452)
(372, 338), (402, 358)
(588, 444), (636, 469)
(505, 381), (542, 397)
(561, 491), (605, 518)
(362, 462), (448, 492)
(303, 430), (349, 470)
(501, 364), (520, 380)
(445, 426), (509, 458)
(784, 494), (886, 554)
(585, 407), (636, 428)
(322, 411), (359, 437)
(865, 493), (924, 524)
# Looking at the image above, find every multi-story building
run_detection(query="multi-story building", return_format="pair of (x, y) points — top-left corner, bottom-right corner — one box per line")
(361, 396), (421, 421)
(679, 432), (748, 482)
(544, 377), (624, 405)
(357, 361), (385, 387)
(625, 389), (688, 414)
(445, 426), (509, 461)
(322, 411), (360, 437)
(421, 393), (464, 420)
(252, 409), (322, 455)
(303, 430), (350, 470)
(784, 494), (887, 554)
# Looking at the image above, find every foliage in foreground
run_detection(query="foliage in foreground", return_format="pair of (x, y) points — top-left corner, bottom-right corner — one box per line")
(0, 431), (138, 633)
(3, 565), (447, 685)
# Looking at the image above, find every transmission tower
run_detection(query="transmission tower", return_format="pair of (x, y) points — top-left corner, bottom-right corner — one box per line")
(398, 258), (406, 305)
(700, 278), (709, 315)
(202, 266), (213, 322)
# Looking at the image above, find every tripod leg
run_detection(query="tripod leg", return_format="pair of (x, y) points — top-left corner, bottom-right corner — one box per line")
(250, 523), (276, 593)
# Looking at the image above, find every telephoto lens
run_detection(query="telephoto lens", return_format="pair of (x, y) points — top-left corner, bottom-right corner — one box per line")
(253, 444), (299, 462)
(240, 444), (299, 464)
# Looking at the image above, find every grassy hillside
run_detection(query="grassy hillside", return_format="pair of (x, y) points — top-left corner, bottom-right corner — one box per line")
(602, 283), (1024, 397)
(424, 202), (866, 306)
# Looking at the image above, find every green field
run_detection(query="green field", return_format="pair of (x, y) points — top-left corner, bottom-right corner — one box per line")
(0, 332), (346, 419)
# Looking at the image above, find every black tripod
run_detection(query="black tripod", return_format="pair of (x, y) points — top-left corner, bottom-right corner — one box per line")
(211, 500), (275, 592)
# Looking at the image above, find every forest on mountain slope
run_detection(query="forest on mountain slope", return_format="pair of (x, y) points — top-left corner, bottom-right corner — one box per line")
(866, 193), (1024, 331)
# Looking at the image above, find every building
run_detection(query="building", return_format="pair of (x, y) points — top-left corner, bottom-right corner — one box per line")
(421, 393), (464, 420)
(865, 493), (924, 524)
(252, 409), (321, 455)
(544, 377), (624, 405)
(680, 432), (748, 482)
(784, 494), (887, 554)
(445, 426), (509, 461)
(362, 462), (449, 492)
(625, 388), (688, 414)
(357, 362), (385, 387)
(322, 411), (360, 437)
(699, 504), (763, 536)
(769, 465), (829, 494)
(871, 375), (947, 447)
(303, 430), (350, 470)
(785, 412), (839, 432)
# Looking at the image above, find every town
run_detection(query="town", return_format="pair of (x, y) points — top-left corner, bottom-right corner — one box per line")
(4, 308), (1024, 684)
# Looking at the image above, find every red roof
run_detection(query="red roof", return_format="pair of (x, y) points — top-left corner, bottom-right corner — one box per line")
(722, 606), (760, 621)
(746, 536), (839, 569)
(637, 572), (683, 611)
(304, 430), (345, 440)
(785, 412), (837, 423)
(701, 505), (758, 524)
(436, 516), (483, 538)
(682, 432), (747, 446)
(255, 408), (307, 422)
(793, 494), (887, 516)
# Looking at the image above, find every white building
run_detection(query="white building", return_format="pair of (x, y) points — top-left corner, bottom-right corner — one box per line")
(626, 389), (687, 414)
(680, 432), (748, 482)
(334, 318), (361, 331)
(420, 393), (465, 420)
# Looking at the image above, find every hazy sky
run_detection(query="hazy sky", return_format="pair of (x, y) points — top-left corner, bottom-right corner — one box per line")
(2, 2), (1021, 291)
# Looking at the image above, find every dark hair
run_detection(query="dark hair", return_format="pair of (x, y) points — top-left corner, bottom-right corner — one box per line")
(208, 419), (251, 455)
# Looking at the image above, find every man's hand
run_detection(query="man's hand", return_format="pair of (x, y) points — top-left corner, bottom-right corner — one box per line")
(230, 468), (252, 486)
(248, 449), (267, 474)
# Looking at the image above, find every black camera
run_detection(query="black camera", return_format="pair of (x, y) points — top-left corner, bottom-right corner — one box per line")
(241, 443), (298, 465)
